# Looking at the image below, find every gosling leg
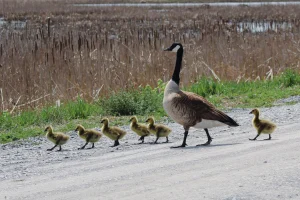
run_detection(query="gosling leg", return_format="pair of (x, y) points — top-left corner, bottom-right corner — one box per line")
(138, 136), (145, 144)
(57, 145), (62, 151)
(154, 136), (159, 144)
(111, 140), (120, 147)
(249, 133), (261, 141)
(264, 134), (272, 140)
(91, 143), (95, 148)
(163, 136), (169, 143)
(78, 142), (88, 150)
(171, 130), (188, 148)
(47, 140), (61, 151)
(197, 128), (212, 146)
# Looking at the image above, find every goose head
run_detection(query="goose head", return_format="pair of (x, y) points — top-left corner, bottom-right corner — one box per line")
(164, 43), (183, 53)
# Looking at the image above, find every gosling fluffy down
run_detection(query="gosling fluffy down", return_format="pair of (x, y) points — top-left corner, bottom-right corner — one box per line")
(75, 125), (102, 149)
(130, 116), (151, 143)
(146, 117), (171, 144)
(249, 108), (277, 140)
(101, 118), (127, 147)
(45, 126), (69, 151)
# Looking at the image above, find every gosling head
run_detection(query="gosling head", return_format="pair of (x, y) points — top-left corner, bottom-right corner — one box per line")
(145, 117), (154, 124)
(164, 43), (183, 53)
(129, 116), (138, 123)
(100, 118), (109, 125)
(44, 126), (53, 133)
(75, 125), (84, 132)
(250, 108), (260, 115)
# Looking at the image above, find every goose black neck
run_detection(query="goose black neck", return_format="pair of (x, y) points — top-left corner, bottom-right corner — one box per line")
(172, 48), (183, 85)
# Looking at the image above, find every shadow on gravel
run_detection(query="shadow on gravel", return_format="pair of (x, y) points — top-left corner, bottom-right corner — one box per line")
(170, 143), (241, 149)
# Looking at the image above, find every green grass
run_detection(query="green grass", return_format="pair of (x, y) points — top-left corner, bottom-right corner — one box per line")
(1, 70), (300, 143)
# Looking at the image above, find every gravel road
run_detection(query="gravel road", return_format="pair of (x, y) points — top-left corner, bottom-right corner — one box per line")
(1, 97), (300, 200)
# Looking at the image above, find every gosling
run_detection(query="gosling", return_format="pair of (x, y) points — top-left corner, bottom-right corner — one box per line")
(146, 117), (171, 144)
(45, 126), (69, 151)
(101, 118), (127, 147)
(75, 125), (102, 150)
(129, 116), (151, 144)
(249, 108), (277, 141)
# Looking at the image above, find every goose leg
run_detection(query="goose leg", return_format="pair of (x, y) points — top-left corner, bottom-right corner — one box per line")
(171, 130), (188, 148)
(264, 134), (272, 140)
(197, 129), (212, 146)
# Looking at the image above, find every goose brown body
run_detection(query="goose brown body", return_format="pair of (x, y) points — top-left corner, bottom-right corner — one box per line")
(75, 125), (102, 149)
(249, 109), (277, 140)
(163, 43), (238, 148)
(45, 126), (69, 151)
(146, 117), (171, 143)
(130, 116), (151, 143)
(101, 118), (127, 147)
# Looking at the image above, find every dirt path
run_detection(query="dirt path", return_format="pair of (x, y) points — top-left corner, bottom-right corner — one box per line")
(1, 102), (300, 200)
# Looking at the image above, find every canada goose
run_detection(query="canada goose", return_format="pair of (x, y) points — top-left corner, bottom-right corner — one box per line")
(75, 125), (102, 149)
(100, 118), (127, 147)
(249, 108), (277, 140)
(163, 43), (239, 148)
(129, 116), (151, 143)
(44, 126), (69, 151)
(145, 117), (171, 144)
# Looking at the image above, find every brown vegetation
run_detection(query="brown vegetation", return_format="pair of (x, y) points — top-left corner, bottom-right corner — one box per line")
(0, 1), (300, 112)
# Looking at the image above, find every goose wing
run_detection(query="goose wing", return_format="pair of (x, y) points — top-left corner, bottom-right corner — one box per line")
(173, 91), (238, 126)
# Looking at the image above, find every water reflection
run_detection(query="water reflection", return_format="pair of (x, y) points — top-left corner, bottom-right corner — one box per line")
(0, 18), (26, 29)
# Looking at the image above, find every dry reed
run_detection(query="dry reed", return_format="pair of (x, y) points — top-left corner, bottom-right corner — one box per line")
(0, 2), (300, 112)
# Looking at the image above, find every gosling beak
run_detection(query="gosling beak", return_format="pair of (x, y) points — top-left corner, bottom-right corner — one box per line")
(44, 129), (47, 132)
(249, 111), (253, 114)
(100, 120), (104, 123)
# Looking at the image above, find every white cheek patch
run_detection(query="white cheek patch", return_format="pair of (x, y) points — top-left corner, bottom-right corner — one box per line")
(172, 45), (180, 52)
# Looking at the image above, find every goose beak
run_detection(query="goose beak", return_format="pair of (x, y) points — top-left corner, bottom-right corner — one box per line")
(164, 47), (171, 51)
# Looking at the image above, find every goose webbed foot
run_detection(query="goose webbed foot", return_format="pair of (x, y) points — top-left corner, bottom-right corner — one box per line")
(171, 143), (187, 148)
(196, 139), (212, 146)
(249, 138), (257, 141)
(47, 148), (53, 151)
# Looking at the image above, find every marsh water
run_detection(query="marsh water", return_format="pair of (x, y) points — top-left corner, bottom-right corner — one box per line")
(74, 1), (300, 7)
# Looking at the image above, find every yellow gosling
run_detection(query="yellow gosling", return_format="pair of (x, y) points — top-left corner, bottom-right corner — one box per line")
(75, 125), (102, 150)
(44, 126), (69, 151)
(101, 118), (127, 147)
(249, 109), (277, 141)
(129, 116), (151, 144)
(146, 117), (171, 144)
